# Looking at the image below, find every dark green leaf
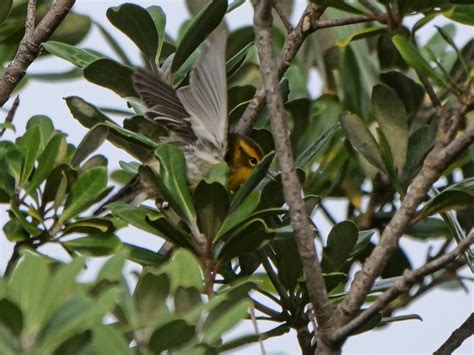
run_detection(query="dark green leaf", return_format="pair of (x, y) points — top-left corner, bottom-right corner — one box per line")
(57, 167), (108, 225)
(147, 6), (166, 59)
(295, 125), (339, 168)
(3, 219), (28, 242)
(322, 221), (358, 272)
(172, 0), (228, 72)
(351, 311), (382, 335)
(145, 213), (195, 249)
(149, 320), (195, 352)
(381, 313), (423, 324)
(340, 113), (386, 172)
(220, 325), (290, 352)
(106, 3), (158, 61)
(444, 5), (474, 25)
(108, 203), (161, 235)
(123, 243), (167, 267)
(83, 59), (136, 98)
(63, 233), (121, 256)
(63, 217), (115, 235)
(0, 0), (12, 25)
(337, 27), (386, 47)
(93, 21), (132, 66)
(372, 85), (408, 171)
(226, 42), (253, 77)
(420, 190), (474, 218)
(0, 299), (22, 336)
(71, 125), (109, 166)
(195, 181), (230, 240)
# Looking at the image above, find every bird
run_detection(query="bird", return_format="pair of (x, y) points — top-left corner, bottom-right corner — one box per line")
(98, 30), (263, 212)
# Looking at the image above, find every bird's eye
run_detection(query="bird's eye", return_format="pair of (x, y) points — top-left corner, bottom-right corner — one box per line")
(249, 157), (258, 166)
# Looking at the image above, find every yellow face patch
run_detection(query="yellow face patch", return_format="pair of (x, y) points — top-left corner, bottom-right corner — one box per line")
(227, 135), (263, 191)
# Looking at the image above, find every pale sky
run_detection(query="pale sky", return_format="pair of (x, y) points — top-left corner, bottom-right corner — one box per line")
(1, 1), (472, 354)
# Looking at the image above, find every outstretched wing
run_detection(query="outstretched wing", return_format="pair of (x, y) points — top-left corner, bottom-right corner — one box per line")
(177, 32), (228, 154)
(132, 69), (196, 141)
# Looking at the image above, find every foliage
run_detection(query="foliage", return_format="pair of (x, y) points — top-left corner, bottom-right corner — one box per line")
(1, 0), (473, 353)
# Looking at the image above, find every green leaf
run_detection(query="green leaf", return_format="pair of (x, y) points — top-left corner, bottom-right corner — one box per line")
(322, 221), (358, 272)
(149, 320), (195, 352)
(295, 125), (339, 168)
(229, 152), (274, 212)
(42, 41), (105, 68)
(217, 219), (274, 261)
(171, 0), (228, 73)
(27, 133), (67, 194)
(350, 230), (374, 258)
(420, 190), (474, 218)
(63, 217), (115, 235)
(351, 311), (382, 335)
(8, 252), (50, 330)
(0, 0), (12, 24)
(3, 143), (23, 183)
(145, 213), (195, 249)
(106, 3), (158, 62)
(174, 287), (202, 315)
(154, 144), (197, 224)
(26, 115), (55, 150)
(147, 6), (167, 59)
(50, 12), (91, 46)
(392, 35), (447, 85)
(406, 217), (450, 239)
(381, 313), (423, 324)
(337, 27), (386, 47)
(108, 203), (161, 235)
(226, 41), (253, 77)
(216, 191), (260, 240)
(0, 299), (23, 337)
(3, 219), (28, 242)
(83, 59), (136, 98)
(63, 233), (122, 256)
(134, 272), (169, 322)
(202, 299), (250, 344)
(124, 243), (167, 267)
(372, 85), (408, 172)
(71, 125), (109, 166)
(57, 167), (108, 225)
(17, 124), (41, 186)
(93, 21), (132, 66)
(220, 325), (290, 352)
(340, 113), (386, 172)
(93, 325), (131, 355)
(195, 181), (230, 240)
(161, 249), (203, 291)
(444, 5), (474, 25)
(0, 324), (20, 353)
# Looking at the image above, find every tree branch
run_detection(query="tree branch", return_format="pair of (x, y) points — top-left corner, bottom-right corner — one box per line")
(250, 0), (335, 351)
(233, 3), (326, 135)
(313, 15), (380, 30)
(330, 230), (474, 342)
(0, 0), (77, 107)
(434, 313), (474, 355)
(0, 96), (20, 138)
(333, 106), (473, 332)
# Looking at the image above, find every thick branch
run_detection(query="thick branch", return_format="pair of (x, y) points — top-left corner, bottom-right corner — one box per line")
(334, 117), (474, 330)
(0, 0), (76, 107)
(233, 3), (326, 135)
(331, 231), (474, 342)
(434, 313), (474, 355)
(251, 0), (334, 346)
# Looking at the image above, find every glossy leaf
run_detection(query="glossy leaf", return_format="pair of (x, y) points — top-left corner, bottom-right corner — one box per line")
(194, 181), (230, 240)
(63, 233), (122, 256)
(392, 35), (447, 85)
(420, 190), (474, 218)
(372, 85), (408, 172)
(83, 59), (136, 98)
(57, 167), (107, 225)
(322, 221), (358, 272)
(106, 3), (158, 61)
(17, 120), (41, 186)
(26, 133), (67, 194)
(149, 320), (195, 352)
(340, 113), (386, 172)
(71, 125), (109, 166)
(154, 145), (197, 224)
(108, 203), (161, 235)
(171, 0), (228, 72)
(337, 27), (385, 47)
(42, 41), (105, 68)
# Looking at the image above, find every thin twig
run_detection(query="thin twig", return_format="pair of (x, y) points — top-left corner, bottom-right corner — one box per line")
(0, 0), (77, 107)
(259, 250), (292, 309)
(251, 0), (335, 350)
(272, 0), (293, 32)
(433, 313), (474, 355)
(249, 301), (267, 355)
(313, 15), (380, 30)
(0, 96), (20, 137)
(330, 230), (474, 342)
(233, 3), (326, 135)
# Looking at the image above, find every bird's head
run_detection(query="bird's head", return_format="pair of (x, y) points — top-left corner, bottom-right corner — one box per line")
(226, 134), (264, 191)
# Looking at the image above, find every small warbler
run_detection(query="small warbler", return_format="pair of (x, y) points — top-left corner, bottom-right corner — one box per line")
(101, 31), (263, 209)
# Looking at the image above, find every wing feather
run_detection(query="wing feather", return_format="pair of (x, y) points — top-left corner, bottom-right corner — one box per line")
(177, 32), (227, 154)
